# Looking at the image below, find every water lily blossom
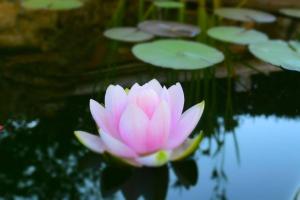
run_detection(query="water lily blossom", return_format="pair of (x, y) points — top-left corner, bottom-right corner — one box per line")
(75, 79), (204, 167)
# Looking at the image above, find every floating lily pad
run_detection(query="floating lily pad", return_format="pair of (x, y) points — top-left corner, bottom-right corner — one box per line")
(138, 20), (200, 38)
(22, 0), (83, 10)
(215, 8), (276, 23)
(249, 40), (300, 72)
(103, 27), (154, 42)
(132, 39), (224, 70)
(154, 1), (184, 9)
(207, 26), (268, 45)
(280, 8), (300, 19)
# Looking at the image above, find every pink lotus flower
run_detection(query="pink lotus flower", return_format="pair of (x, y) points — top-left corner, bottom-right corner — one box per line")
(75, 79), (204, 167)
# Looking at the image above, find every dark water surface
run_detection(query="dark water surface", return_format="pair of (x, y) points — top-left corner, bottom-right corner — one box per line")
(0, 68), (300, 200)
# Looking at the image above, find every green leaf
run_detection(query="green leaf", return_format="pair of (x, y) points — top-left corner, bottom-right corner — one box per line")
(132, 39), (224, 70)
(215, 7), (276, 23)
(208, 26), (268, 45)
(280, 8), (300, 19)
(138, 20), (200, 38)
(22, 0), (83, 10)
(154, 1), (184, 9)
(104, 27), (154, 43)
(249, 40), (300, 72)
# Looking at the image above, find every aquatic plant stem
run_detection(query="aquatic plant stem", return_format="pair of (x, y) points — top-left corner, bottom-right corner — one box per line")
(232, 131), (241, 164)
(224, 57), (241, 165)
(223, 45), (235, 131)
(138, 0), (145, 21)
(213, 0), (221, 9)
(205, 68), (217, 136)
(224, 44), (234, 77)
(237, 0), (248, 7)
(143, 4), (155, 20)
(197, 0), (207, 41)
(109, 0), (126, 26)
(224, 51), (241, 163)
(179, 0), (186, 22)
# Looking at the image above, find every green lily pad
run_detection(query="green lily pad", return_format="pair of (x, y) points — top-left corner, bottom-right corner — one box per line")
(104, 27), (154, 43)
(138, 20), (200, 38)
(207, 26), (268, 45)
(280, 8), (300, 19)
(132, 39), (224, 70)
(249, 40), (300, 72)
(23, 0), (83, 10)
(215, 7), (276, 23)
(154, 1), (184, 9)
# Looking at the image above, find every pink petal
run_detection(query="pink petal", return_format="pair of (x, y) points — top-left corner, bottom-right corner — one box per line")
(160, 86), (170, 103)
(74, 131), (105, 153)
(100, 129), (138, 158)
(143, 79), (162, 95)
(105, 85), (127, 127)
(105, 85), (127, 111)
(168, 83), (184, 126)
(147, 101), (171, 152)
(136, 89), (160, 118)
(89, 99), (109, 133)
(119, 104), (149, 154)
(127, 83), (142, 104)
(167, 101), (205, 149)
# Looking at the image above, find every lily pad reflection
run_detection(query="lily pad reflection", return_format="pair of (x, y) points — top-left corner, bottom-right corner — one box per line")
(132, 39), (224, 70)
(104, 27), (154, 42)
(138, 20), (200, 38)
(215, 8), (276, 23)
(249, 40), (300, 72)
(22, 0), (83, 10)
(207, 26), (268, 45)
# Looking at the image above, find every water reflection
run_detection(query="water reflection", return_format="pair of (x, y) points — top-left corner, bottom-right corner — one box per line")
(99, 160), (200, 200)
(1, 63), (300, 199)
(102, 166), (169, 200)
(294, 188), (300, 200)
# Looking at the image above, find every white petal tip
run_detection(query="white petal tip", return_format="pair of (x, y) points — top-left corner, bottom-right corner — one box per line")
(74, 131), (105, 154)
(198, 101), (205, 110)
(176, 82), (182, 87)
(89, 99), (95, 103)
(89, 99), (99, 108)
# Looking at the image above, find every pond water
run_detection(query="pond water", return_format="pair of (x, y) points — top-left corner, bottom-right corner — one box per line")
(1, 70), (300, 200)
(0, 1), (300, 200)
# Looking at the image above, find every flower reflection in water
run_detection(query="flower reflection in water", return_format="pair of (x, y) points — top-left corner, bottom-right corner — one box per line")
(100, 159), (199, 200)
